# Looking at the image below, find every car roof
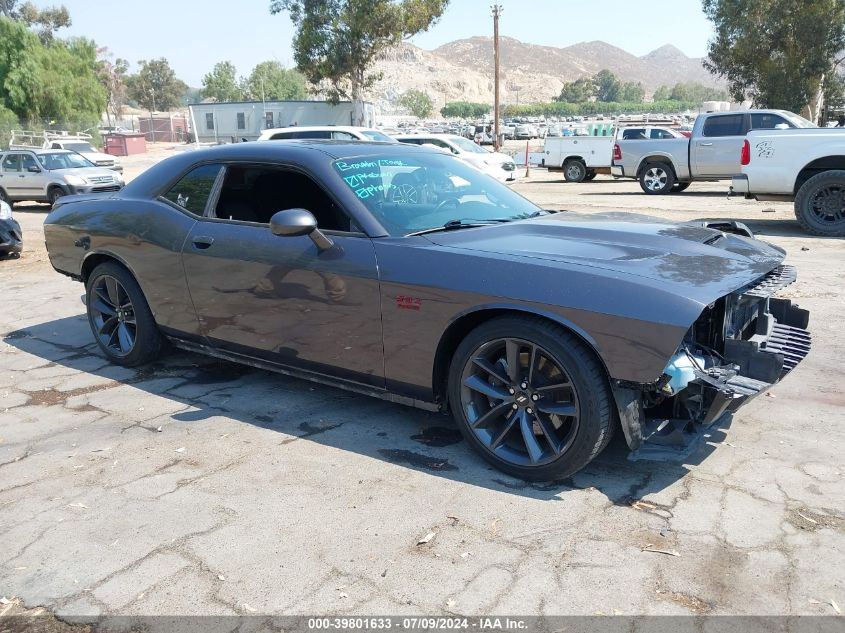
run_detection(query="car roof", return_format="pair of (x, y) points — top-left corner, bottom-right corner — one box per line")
(2, 148), (74, 155)
(261, 126), (382, 134)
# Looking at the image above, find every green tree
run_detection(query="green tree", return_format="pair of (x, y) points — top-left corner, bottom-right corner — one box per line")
(593, 69), (620, 102)
(652, 85), (671, 101)
(398, 89), (433, 118)
(440, 101), (490, 119)
(201, 61), (243, 102)
(34, 37), (105, 125)
(0, 16), (40, 118)
(617, 82), (645, 102)
(126, 58), (188, 111)
(97, 48), (129, 125)
(703, 0), (845, 120)
(555, 77), (593, 103)
(0, 0), (70, 42)
(241, 61), (307, 101)
(669, 81), (728, 102)
(270, 0), (449, 124)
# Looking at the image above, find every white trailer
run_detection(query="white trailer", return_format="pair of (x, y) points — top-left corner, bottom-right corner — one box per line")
(542, 135), (616, 182)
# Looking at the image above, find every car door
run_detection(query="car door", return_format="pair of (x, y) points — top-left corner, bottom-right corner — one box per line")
(0, 153), (23, 199)
(692, 113), (746, 178)
(19, 153), (48, 199)
(180, 163), (385, 387)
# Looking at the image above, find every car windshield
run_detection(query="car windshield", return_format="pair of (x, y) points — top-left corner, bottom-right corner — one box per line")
(360, 130), (395, 142)
(333, 153), (542, 236)
(448, 136), (489, 154)
(38, 152), (95, 170)
(63, 142), (96, 153)
(783, 112), (817, 128)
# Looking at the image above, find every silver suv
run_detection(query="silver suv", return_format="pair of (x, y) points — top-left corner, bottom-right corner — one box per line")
(0, 148), (124, 206)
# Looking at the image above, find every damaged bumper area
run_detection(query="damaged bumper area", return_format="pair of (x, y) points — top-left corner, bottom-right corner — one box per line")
(615, 265), (811, 460)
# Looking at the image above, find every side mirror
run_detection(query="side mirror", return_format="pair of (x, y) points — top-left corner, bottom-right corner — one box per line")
(27, 165), (41, 173)
(269, 208), (334, 251)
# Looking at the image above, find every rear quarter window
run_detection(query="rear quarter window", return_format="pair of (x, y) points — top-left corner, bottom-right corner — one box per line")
(161, 164), (222, 215)
(702, 114), (745, 137)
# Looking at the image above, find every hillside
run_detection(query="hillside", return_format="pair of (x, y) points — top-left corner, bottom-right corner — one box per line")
(369, 36), (722, 113)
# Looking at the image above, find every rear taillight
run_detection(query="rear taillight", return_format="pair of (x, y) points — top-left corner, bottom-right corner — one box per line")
(613, 143), (622, 161)
(740, 139), (750, 166)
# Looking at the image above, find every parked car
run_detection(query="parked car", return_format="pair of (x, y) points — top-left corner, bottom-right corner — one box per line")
(0, 200), (22, 258)
(394, 133), (518, 183)
(43, 141), (810, 480)
(515, 124), (537, 140)
(730, 127), (845, 236)
(10, 131), (123, 174)
(611, 109), (816, 194)
(543, 134), (616, 182)
(257, 126), (396, 142)
(0, 149), (125, 206)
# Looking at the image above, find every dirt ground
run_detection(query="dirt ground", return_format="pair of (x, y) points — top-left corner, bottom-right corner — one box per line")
(1, 146), (844, 624)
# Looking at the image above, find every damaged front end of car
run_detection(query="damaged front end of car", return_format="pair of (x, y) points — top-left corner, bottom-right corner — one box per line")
(614, 265), (811, 459)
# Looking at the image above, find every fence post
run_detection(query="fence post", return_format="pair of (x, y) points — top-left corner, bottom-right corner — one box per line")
(524, 141), (530, 178)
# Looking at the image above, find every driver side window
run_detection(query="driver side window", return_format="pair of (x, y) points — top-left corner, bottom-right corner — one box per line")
(213, 166), (356, 232)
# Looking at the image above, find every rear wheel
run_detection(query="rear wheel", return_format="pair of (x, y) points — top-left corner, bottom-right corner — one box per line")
(639, 162), (675, 194)
(794, 170), (845, 236)
(448, 317), (613, 481)
(563, 160), (587, 183)
(86, 262), (162, 366)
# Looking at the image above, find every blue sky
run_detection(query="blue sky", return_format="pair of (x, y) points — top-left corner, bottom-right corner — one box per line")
(58, 0), (714, 86)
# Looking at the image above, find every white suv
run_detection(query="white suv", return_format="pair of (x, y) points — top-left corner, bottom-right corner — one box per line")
(394, 134), (518, 183)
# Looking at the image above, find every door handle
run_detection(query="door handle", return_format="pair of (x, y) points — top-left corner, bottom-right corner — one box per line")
(700, 142), (713, 146)
(191, 236), (214, 249)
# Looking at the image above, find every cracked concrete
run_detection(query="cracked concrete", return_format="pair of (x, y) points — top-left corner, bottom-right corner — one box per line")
(1, 171), (844, 620)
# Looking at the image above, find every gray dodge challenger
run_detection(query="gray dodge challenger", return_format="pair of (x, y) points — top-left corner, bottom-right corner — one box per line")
(44, 141), (811, 480)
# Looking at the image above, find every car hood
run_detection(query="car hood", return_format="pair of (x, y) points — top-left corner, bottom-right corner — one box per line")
(81, 151), (117, 163)
(425, 212), (785, 303)
(51, 167), (121, 180)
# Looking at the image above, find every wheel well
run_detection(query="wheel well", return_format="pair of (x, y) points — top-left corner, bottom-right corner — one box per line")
(563, 156), (585, 166)
(794, 156), (845, 193)
(637, 157), (676, 178)
(80, 253), (125, 284)
(431, 308), (611, 408)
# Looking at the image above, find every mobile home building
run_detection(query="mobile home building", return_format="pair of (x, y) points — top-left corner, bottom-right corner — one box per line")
(188, 100), (377, 143)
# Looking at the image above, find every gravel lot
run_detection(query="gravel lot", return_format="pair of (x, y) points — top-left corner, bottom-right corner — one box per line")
(1, 145), (844, 621)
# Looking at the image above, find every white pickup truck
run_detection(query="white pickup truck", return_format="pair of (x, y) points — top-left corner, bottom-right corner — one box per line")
(730, 129), (845, 236)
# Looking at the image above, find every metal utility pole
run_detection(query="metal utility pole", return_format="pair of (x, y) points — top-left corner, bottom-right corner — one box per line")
(492, 4), (502, 151)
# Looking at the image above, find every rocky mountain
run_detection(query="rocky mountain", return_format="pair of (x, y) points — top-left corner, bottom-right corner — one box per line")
(369, 36), (722, 113)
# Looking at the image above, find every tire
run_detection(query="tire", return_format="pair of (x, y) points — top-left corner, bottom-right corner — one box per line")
(563, 160), (587, 183)
(584, 170), (598, 181)
(794, 170), (845, 237)
(448, 316), (614, 481)
(85, 262), (162, 366)
(672, 182), (691, 193)
(48, 186), (66, 206)
(639, 162), (675, 194)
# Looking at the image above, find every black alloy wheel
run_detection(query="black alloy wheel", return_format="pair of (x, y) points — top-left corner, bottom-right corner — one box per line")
(86, 262), (162, 366)
(450, 317), (613, 480)
(794, 170), (845, 236)
(90, 274), (137, 357)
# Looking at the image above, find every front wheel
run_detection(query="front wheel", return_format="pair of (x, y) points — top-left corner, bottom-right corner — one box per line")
(563, 160), (587, 183)
(86, 262), (162, 366)
(448, 317), (614, 481)
(47, 186), (65, 206)
(639, 162), (675, 194)
(794, 170), (845, 236)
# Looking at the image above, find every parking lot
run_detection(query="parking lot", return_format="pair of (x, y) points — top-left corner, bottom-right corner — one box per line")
(1, 150), (844, 620)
